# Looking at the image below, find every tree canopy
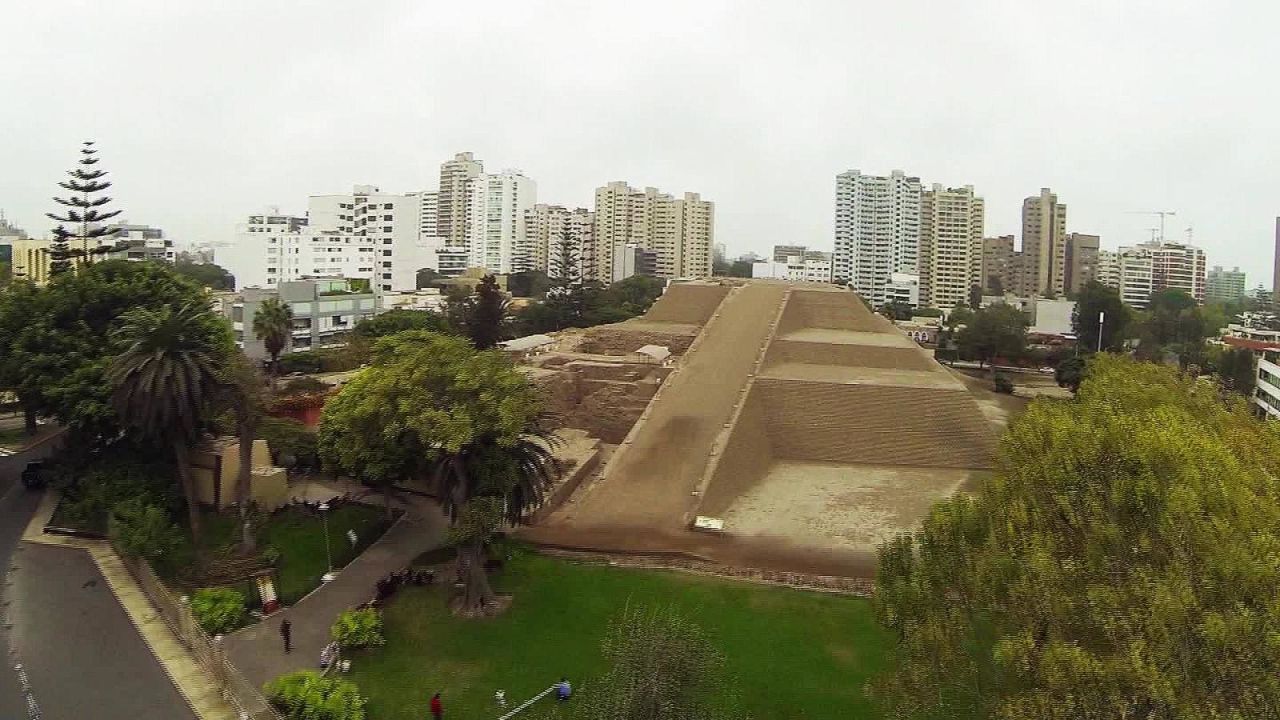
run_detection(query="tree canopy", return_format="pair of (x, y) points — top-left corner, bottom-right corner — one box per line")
(1072, 281), (1131, 353)
(173, 260), (235, 290)
(956, 304), (1028, 366)
(873, 355), (1280, 719)
(351, 308), (451, 339)
(0, 260), (220, 440)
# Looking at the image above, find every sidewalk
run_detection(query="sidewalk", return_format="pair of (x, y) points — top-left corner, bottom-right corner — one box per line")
(21, 491), (237, 720)
(224, 494), (449, 686)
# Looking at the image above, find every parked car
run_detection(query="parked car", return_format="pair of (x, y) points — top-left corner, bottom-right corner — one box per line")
(21, 461), (45, 490)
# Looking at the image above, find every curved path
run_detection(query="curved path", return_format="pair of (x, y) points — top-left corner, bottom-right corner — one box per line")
(224, 495), (448, 687)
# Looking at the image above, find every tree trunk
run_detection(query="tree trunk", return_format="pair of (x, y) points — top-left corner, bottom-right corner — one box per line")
(456, 540), (495, 614)
(236, 417), (257, 555)
(22, 405), (37, 436)
(382, 484), (394, 521)
(171, 440), (203, 547)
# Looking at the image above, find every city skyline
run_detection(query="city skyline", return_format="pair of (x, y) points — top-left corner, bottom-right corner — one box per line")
(1, 2), (1277, 283)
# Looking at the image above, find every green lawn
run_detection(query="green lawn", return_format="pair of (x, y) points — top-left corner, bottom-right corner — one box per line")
(348, 551), (889, 719)
(161, 503), (393, 605)
(0, 425), (30, 446)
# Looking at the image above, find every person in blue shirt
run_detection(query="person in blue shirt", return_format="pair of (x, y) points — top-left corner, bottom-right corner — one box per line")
(556, 677), (572, 702)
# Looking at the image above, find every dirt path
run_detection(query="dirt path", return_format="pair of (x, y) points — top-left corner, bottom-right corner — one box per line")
(550, 283), (787, 531)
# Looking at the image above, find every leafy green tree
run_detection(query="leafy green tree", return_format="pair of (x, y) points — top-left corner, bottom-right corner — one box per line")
(601, 275), (665, 316)
(873, 355), (1280, 719)
(173, 260), (235, 290)
(968, 283), (983, 310)
(108, 302), (233, 541)
(463, 274), (509, 350)
(1072, 281), (1130, 352)
(1139, 288), (1212, 366)
(221, 352), (265, 552)
(1211, 345), (1256, 397)
(0, 280), (46, 434)
(879, 301), (914, 321)
(986, 274), (1004, 296)
(316, 332), (557, 614)
(577, 605), (730, 720)
(5, 261), (216, 442)
(1054, 354), (1087, 393)
(956, 304), (1027, 367)
(253, 297), (293, 378)
(415, 267), (444, 289)
(727, 259), (753, 278)
(507, 269), (552, 298)
(352, 309), (450, 339)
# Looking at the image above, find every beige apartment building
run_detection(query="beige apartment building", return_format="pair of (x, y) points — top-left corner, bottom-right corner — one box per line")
(436, 152), (483, 246)
(523, 204), (594, 277)
(1064, 232), (1101, 295)
(591, 182), (713, 281)
(980, 235), (1016, 294)
(1019, 188), (1068, 296)
(919, 184), (984, 308)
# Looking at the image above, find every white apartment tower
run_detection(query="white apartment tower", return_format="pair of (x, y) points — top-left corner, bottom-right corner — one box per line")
(464, 170), (536, 275)
(438, 152), (483, 247)
(834, 170), (923, 307)
(220, 208), (377, 290)
(1020, 188), (1068, 297)
(523, 204), (594, 278)
(919, 184), (984, 309)
(308, 186), (430, 292)
(590, 182), (713, 281)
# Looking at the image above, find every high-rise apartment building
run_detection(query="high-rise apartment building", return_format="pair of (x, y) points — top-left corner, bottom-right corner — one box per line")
(834, 170), (922, 306)
(980, 235), (1016, 294)
(1095, 250), (1120, 290)
(104, 223), (175, 264)
(1064, 233), (1100, 295)
(919, 184), (984, 308)
(437, 152), (483, 247)
(309, 186), (431, 292)
(590, 182), (713, 281)
(1019, 188), (1068, 296)
(220, 209), (375, 290)
(465, 170), (536, 275)
(523, 204), (594, 277)
(1114, 241), (1206, 308)
(1206, 266), (1247, 303)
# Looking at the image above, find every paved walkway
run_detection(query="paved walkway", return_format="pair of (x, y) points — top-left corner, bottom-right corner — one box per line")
(225, 495), (449, 686)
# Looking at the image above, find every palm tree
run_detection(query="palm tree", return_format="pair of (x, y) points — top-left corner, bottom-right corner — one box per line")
(108, 302), (227, 541)
(253, 297), (293, 379)
(432, 423), (560, 614)
(222, 352), (265, 553)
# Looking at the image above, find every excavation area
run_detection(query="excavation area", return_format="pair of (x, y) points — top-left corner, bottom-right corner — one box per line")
(521, 281), (996, 578)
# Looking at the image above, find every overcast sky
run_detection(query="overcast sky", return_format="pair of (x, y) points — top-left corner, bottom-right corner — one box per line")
(3, 1), (1277, 286)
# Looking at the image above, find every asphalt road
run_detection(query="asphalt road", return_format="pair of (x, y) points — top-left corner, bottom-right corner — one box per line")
(0, 435), (196, 719)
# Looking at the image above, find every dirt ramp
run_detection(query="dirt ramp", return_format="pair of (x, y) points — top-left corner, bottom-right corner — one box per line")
(697, 390), (774, 516)
(643, 283), (731, 324)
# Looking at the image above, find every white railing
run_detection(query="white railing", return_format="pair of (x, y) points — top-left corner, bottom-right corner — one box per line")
(496, 684), (559, 719)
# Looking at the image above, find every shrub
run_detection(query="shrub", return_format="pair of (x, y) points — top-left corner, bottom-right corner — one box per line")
(265, 670), (365, 720)
(258, 417), (319, 470)
(280, 376), (329, 395)
(190, 587), (246, 635)
(331, 608), (385, 649)
(54, 443), (179, 532)
(993, 373), (1015, 394)
(109, 498), (182, 559)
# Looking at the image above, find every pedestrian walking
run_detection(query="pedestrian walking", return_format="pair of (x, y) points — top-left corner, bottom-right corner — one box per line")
(556, 677), (572, 702)
(280, 618), (292, 654)
(430, 692), (443, 719)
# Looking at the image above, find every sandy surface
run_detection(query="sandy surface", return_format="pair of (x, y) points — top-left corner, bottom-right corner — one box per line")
(547, 283), (787, 530)
(721, 462), (978, 553)
(761, 362), (963, 389)
(779, 328), (917, 346)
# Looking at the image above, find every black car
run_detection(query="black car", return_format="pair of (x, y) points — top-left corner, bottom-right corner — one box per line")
(20, 461), (45, 490)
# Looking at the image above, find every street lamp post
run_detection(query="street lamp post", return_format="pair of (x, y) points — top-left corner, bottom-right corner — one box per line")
(1098, 310), (1106, 353)
(319, 501), (335, 583)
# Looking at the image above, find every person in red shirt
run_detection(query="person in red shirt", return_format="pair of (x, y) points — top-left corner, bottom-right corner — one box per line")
(430, 692), (443, 719)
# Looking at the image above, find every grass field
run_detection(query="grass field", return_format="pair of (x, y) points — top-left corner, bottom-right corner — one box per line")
(161, 503), (392, 604)
(348, 551), (889, 719)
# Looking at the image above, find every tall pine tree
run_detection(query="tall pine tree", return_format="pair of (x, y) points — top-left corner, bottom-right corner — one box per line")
(46, 141), (123, 275)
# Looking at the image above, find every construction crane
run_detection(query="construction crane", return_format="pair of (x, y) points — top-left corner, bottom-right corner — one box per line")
(1126, 210), (1177, 243)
